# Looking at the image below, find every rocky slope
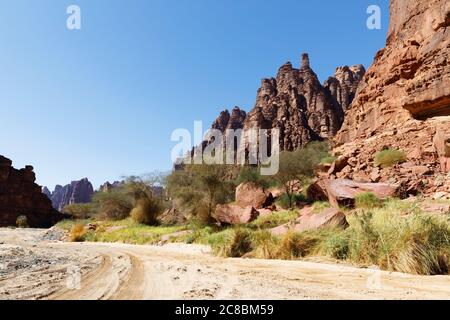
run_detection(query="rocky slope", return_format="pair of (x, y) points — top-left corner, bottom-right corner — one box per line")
(0, 155), (62, 227)
(45, 178), (94, 211)
(327, 0), (450, 197)
(210, 54), (365, 151)
(337, 0), (450, 144)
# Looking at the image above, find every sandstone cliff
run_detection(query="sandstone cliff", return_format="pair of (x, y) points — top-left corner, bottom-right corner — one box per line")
(337, 0), (450, 143)
(45, 178), (94, 211)
(0, 155), (62, 227)
(328, 0), (450, 197)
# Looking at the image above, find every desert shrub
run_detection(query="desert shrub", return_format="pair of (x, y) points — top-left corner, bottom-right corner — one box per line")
(344, 210), (450, 275)
(271, 141), (330, 209)
(202, 228), (236, 256)
(63, 203), (95, 219)
(125, 177), (164, 225)
(92, 190), (133, 221)
(249, 210), (298, 229)
(250, 230), (280, 259)
(276, 193), (307, 209)
(16, 215), (28, 228)
(166, 164), (235, 225)
(200, 228), (253, 257)
(70, 224), (87, 242)
(355, 192), (383, 210)
(374, 148), (406, 168)
(228, 228), (254, 257)
(130, 198), (162, 225)
(317, 231), (350, 260)
(276, 232), (320, 260)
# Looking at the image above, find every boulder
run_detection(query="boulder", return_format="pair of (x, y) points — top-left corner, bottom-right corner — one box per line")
(267, 187), (284, 199)
(270, 207), (348, 236)
(236, 182), (272, 209)
(214, 204), (259, 225)
(327, 156), (349, 175)
(308, 179), (399, 208)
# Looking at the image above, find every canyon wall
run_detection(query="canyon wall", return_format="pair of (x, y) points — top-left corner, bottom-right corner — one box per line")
(0, 155), (62, 227)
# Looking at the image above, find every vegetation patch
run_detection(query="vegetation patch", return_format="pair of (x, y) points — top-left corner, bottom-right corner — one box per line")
(249, 210), (298, 229)
(355, 192), (383, 210)
(374, 148), (407, 168)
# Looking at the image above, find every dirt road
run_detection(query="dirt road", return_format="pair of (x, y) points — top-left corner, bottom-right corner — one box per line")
(1, 228), (450, 300)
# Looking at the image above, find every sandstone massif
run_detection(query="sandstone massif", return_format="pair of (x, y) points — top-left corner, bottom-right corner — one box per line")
(210, 54), (365, 151)
(45, 178), (94, 212)
(0, 155), (62, 227)
(328, 0), (450, 197)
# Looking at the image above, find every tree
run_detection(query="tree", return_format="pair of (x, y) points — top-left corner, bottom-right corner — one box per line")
(166, 164), (235, 225)
(272, 142), (330, 208)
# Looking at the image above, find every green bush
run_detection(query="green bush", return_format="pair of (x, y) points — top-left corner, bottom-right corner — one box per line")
(271, 141), (330, 208)
(16, 215), (28, 228)
(250, 230), (280, 259)
(275, 193), (306, 209)
(228, 228), (254, 257)
(130, 198), (161, 225)
(374, 149), (407, 168)
(92, 190), (133, 221)
(249, 210), (298, 229)
(166, 164), (236, 225)
(277, 232), (320, 260)
(355, 192), (383, 209)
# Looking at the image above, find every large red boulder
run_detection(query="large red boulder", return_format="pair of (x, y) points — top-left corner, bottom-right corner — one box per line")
(308, 179), (399, 208)
(236, 182), (272, 209)
(214, 204), (259, 225)
(270, 207), (348, 236)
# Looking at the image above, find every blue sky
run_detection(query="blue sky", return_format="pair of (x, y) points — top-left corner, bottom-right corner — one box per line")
(0, 0), (389, 189)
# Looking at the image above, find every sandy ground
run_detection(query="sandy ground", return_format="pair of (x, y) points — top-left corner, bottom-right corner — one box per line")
(1, 228), (450, 300)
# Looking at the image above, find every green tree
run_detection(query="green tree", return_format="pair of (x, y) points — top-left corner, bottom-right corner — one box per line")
(272, 142), (330, 208)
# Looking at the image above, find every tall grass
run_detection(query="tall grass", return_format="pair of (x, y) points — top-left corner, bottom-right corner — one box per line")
(192, 199), (450, 275)
(318, 205), (450, 275)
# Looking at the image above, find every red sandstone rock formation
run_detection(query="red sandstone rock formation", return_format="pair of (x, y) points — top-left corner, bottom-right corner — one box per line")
(0, 155), (62, 227)
(330, 0), (450, 198)
(337, 0), (450, 143)
(209, 54), (365, 151)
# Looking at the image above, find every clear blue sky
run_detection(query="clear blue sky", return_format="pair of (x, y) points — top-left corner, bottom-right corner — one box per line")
(0, 0), (389, 190)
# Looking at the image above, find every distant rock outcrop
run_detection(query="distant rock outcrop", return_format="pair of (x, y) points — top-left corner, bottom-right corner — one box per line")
(0, 155), (62, 227)
(99, 181), (124, 193)
(45, 178), (94, 211)
(209, 54), (365, 151)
